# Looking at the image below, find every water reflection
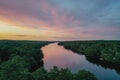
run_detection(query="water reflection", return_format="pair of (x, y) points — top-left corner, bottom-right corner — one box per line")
(86, 56), (120, 74)
(42, 43), (85, 71)
(41, 43), (120, 80)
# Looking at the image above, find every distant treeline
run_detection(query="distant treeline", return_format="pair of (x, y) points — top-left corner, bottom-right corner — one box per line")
(59, 40), (120, 63)
(0, 40), (97, 80)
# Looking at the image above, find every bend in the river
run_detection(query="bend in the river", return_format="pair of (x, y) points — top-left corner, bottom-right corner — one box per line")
(41, 43), (120, 80)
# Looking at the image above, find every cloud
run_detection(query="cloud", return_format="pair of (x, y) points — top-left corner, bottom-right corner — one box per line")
(0, 0), (79, 30)
(0, 0), (120, 40)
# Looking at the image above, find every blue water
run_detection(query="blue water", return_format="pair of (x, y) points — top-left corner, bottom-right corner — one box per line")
(42, 43), (120, 80)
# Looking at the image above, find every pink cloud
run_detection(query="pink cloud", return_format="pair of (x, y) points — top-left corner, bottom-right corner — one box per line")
(0, 0), (80, 32)
(0, 0), (119, 40)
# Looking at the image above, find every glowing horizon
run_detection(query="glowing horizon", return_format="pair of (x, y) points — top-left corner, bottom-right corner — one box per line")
(0, 0), (120, 41)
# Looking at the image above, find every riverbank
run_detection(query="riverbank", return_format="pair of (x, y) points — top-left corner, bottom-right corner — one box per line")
(42, 42), (120, 80)
(0, 40), (50, 71)
(58, 40), (120, 63)
(0, 40), (98, 80)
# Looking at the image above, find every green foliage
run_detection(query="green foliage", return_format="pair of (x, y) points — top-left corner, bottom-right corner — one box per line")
(0, 56), (33, 80)
(0, 40), (49, 80)
(59, 40), (120, 62)
(75, 70), (97, 80)
(32, 67), (97, 80)
(0, 40), (98, 80)
(32, 67), (47, 80)
(47, 66), (73, 80)
(0, 40), (49, 71)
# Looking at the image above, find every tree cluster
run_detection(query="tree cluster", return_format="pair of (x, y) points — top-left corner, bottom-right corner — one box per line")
(59, 40), (120, 63)
(0, 40), (97, 80)
(0, 40), (49, 71)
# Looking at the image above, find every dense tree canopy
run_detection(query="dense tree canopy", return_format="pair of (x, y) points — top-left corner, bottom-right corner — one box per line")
(0, 40), (49, 71)
(59, 40), (120, 63)
(32, 66), (97, 80)
(0, 40), (98, 80)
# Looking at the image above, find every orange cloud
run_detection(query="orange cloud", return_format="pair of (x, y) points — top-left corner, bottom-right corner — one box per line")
(0, 0), (119, 40)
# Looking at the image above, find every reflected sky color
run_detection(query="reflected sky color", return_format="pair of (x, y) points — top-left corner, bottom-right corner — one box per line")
(0, 0), (120, 40)
(42, 43), (85, 70)
(42, 43), (120, 80)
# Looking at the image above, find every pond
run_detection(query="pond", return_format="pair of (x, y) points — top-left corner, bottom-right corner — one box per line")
(41, 43), (120, 80)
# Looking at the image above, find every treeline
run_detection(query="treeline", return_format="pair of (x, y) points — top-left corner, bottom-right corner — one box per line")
(0, 60), (97, 80)
(0, 40), (50, 71)
(59, 40), (120, 63)
(32, 66), (97, 80)
(0, 40), (98, 80)
(86, 56), (120, 74)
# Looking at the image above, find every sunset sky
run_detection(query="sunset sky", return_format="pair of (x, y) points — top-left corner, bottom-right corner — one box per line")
(0, 0), (120, 41)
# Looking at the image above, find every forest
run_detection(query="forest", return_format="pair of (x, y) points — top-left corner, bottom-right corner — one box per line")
(0, 40), (97, 80)
(59, 40), (120, 63)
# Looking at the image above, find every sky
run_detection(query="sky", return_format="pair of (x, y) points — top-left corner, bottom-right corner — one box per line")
(0, 0), (120, 41)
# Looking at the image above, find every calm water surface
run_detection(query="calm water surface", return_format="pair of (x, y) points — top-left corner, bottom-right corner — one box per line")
(41, 43), (120, 80)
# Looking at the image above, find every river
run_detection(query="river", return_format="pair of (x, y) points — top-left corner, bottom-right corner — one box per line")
(41, 43), (120, 80)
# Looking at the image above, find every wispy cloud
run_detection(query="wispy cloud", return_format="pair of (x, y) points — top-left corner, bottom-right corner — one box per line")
(0, 0), (120, 40)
